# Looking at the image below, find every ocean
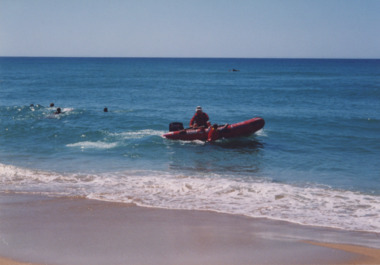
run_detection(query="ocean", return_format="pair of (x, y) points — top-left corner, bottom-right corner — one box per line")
(1, 57), (379, 233)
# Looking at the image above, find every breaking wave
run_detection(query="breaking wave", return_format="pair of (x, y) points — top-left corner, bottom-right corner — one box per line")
(1, 163), (379, 234)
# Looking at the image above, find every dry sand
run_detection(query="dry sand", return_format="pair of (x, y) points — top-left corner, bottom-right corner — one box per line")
(0, 192), (379, 265)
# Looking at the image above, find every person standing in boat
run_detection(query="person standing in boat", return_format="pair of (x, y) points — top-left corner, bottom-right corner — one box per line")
(190, 106), (211, 128)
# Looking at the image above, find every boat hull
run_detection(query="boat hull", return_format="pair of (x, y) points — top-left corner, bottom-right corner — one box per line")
(162, 117), (265, 141)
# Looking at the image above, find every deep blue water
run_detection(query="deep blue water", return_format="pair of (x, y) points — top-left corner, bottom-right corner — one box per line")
(1, 57), (379, 232)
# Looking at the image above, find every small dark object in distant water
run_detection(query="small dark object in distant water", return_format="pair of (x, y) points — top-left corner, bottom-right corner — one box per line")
(50, 103), (55, 107)
(104, 107), (108, 112)
(55, 108), (61, 114)
(30, 104), (34, 107)
(228, 69), (240, 72)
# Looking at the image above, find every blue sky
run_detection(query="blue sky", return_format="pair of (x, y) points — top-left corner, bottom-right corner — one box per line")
(1, 0), (379, 58)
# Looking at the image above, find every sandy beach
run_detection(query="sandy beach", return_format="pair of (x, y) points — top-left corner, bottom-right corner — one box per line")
(0, 192), (379, 265)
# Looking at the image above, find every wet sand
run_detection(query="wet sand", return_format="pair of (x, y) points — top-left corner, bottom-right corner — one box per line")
(0, 257), (35, 265)
(0, 192), (379, 265)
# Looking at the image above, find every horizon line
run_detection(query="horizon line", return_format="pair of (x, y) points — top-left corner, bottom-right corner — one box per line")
(0, 55), (380, 60)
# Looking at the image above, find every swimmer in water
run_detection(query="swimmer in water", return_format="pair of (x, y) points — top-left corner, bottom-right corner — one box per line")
(54, 108), (62, 114)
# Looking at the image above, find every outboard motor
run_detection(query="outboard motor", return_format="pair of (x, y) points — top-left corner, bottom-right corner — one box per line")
(169, 122), (184, 132)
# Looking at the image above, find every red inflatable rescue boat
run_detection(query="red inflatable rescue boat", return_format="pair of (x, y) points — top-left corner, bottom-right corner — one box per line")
(162, 117), (265, 141)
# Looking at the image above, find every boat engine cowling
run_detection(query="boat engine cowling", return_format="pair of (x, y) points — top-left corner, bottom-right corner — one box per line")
(169, 122), (184, 132)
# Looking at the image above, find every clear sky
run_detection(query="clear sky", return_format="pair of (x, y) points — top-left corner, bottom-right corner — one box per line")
(1, 0), (379, 58)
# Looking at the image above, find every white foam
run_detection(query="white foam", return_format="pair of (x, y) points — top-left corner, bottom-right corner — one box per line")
(67, 130), (165, 149)
(255, 129), (267, 137)
(178, 140), (206, 145)
(62, 108), (74, 112)
(108, 129), (166, 139)
(92, 174), (380, 233)
(1, 162), (379, 233)
(66, 141), (118, 149)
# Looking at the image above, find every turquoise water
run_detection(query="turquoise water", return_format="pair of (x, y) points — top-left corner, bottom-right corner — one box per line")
(1, 57), (379, 232)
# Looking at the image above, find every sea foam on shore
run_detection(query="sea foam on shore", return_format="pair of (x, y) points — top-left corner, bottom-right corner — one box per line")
(1, 163), (380, 234)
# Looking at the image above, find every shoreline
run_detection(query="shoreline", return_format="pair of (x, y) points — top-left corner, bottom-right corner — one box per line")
(1, 192), (379, 265)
